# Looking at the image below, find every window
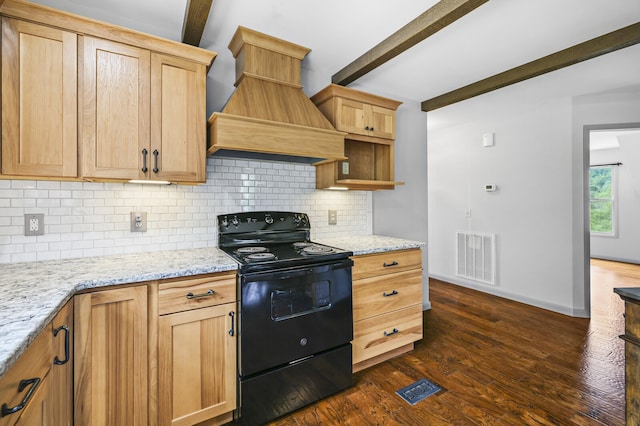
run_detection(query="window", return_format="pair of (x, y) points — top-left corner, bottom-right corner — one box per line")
(589, 165), (617, 235)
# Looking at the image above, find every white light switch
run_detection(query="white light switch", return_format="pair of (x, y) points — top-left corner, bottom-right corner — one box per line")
(482, 133), (495, 147)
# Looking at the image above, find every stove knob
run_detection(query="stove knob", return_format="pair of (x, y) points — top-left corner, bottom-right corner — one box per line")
(265, 215), (274, 224)
(221, 216), (229, 227)
(231, 216), (239, 226)
(301, 215), (308, 225)
(293, 214), (301, 224)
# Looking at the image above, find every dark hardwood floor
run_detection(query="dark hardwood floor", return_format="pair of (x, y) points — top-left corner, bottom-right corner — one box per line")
(269, 259), (638, 425)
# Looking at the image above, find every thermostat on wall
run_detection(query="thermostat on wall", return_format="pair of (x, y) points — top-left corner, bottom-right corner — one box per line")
(485, 184), (497, 192)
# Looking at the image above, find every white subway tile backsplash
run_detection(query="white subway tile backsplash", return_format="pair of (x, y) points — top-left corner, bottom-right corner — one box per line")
(0, 157), (372, 263)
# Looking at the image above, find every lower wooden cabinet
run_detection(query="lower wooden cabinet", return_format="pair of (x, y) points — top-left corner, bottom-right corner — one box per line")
(352, 249), (423, 372)
(156, 273), (237, 426)
(0, 299), (73, 426)
(51, 300), (74, 426)
(74, 285), (149, 426)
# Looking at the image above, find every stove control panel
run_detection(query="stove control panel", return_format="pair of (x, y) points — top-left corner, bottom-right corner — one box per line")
(218, 211), (310, 234)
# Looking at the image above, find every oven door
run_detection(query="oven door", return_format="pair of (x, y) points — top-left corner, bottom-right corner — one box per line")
(238, 259), (353, 377)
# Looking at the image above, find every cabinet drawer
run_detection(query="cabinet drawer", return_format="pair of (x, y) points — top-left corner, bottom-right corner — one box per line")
(0, 327), (52, 426)
(158, 272), (236, 315)
(352, 304), (423, 364)
(352, 249), (422, 280)
(353, 269), (422, 322)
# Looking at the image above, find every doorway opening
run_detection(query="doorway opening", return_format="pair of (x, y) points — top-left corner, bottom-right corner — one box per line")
(583, 123), (640, 317)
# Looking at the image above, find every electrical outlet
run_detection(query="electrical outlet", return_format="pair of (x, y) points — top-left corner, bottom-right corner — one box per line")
(24, 214), (45, 236)
(328, 210), (337, 225)
(130, 212), (147, 232)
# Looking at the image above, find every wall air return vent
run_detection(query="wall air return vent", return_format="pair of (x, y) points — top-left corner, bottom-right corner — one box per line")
(456, 231), (496, 285)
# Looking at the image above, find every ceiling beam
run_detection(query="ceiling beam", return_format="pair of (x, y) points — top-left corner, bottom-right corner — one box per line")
(421, 21), (640, 112)
(181, 0), (214, 46)
(331, 0), (489, 86)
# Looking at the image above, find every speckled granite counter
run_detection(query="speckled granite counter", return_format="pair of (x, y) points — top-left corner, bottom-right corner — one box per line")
(317, 235), (425, 256)
(0, 247), (237, 378)
(0, 235), (424, 378)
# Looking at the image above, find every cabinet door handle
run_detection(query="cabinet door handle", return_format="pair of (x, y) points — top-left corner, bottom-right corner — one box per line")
(383, 290), (399, 297)
(53, 325), (70, 365)
(228, 311), (235, 336)
(141, 148), (148, 173)
(384, 328), (399, 337)
(1, 377), (41, 418)
(383, 261), (399, 268)
(186, 289), (215, 299)
(152, 149), (159, 173)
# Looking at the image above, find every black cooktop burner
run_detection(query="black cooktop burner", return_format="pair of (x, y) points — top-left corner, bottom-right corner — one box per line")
(236, 246), (268, 254)
(245, 252), (277, 261)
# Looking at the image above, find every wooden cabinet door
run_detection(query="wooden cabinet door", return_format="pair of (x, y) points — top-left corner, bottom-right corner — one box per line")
(368, 105), (396, 140)
(1, 18), (77, 177)
(158, 303), (236, 425)
(150, 54), (207, 183)
(50, 300), (73, 426)
(80, 37), (150, 180)
(335, 98), (367, 136)
(74, 286), (148, 426)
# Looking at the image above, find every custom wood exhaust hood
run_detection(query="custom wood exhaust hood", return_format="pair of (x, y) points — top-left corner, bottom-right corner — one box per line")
(207, 26), (346, 163)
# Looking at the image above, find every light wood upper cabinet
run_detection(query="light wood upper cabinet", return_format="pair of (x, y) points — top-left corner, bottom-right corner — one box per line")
(1, 0), (216, 183)
(334, 98), (396, 140)
(311, 84), (403, 190)
(1, 17), (77, 178)
(74, 286), (148, 426)
(79, 37), (150, 181)
(150, 53), (207, 183)
(80, 38), (207, 183)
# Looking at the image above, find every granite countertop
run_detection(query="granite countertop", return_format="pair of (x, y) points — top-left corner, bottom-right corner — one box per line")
(0, 247), (237, 378)
(317, 235), (425, 255)
(0, 234), (424, 378)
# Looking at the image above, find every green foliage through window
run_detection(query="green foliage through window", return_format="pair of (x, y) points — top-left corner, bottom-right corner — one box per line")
(589, 166), (615, 234)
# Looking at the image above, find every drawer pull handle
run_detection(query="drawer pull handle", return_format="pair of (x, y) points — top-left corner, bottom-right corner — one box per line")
(152, 149), (160, 173)
(228, 311), (235, 336)
(186, 289), (215, 299)
(53, 325), (70, 365)
(141, 148), (148, 173)
(383, 261), (399, 268)
(384, 328), (399, 337)
(1, 377), (41, 418)
(383, 290), (399, 297)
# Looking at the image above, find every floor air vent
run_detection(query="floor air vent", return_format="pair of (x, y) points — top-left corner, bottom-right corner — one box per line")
(456, 231), (496, 285)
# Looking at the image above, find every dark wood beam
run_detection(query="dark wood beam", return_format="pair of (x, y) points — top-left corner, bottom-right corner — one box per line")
(332, 0), (489, 86)
(422, 21), (640, 112)
(181, 0), (214, 46)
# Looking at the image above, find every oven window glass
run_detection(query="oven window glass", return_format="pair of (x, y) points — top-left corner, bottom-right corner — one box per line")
(271, 281), (331, 321)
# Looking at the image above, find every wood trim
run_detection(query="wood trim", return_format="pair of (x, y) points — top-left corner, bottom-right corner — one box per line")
(421, 21), (640, 112)
(181, 0), (213, 47)
(332, 0), (489, 86)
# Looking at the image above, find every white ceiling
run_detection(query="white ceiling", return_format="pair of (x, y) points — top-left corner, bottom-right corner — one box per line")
(31, 0), (640, 116)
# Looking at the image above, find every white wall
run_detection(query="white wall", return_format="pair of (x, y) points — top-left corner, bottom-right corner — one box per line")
(590, 135), (640, 264)
(0, 158), (372, 264)
(428, 86), (577, 315)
